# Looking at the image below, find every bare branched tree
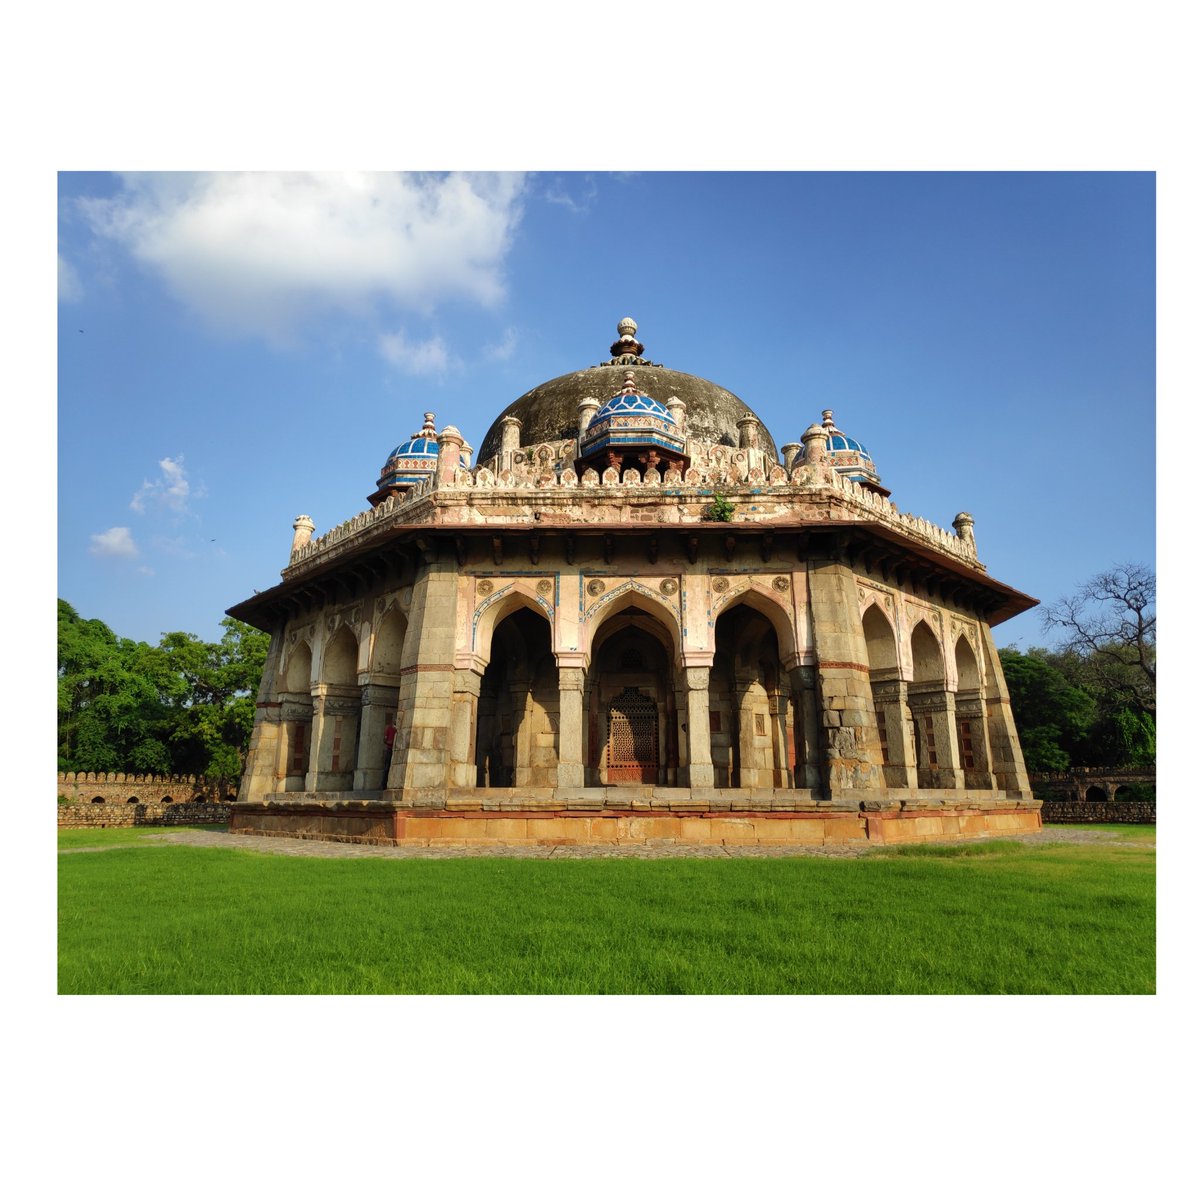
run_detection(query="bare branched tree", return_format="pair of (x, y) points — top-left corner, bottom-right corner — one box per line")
(1042, 563), (1155, 716)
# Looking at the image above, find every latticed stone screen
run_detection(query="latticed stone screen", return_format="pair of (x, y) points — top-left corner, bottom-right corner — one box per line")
(606, 688), (658, 782)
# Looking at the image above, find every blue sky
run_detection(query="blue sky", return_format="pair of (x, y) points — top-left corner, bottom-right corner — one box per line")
(57, 171), (1154, 650)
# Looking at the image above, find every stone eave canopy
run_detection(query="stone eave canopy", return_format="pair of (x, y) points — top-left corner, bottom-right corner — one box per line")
(228, 519), (1035, 632)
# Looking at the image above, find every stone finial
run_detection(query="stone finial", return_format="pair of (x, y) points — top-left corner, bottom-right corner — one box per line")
(578, 395), (601, 435)
(459, 441), (473, 468)
(822, 409), (836, 432)
(780, 442), (802, 471)
(801, 422), (828, 465)
(620, 370), (638, 396)
(737, 412), (761, 450)
(291, 514), (316, 556)
(953, 512), (977, 547)
(665, 394), (686, 430)
(610, 317), (645, 359)
(499, 415), (522, 454)
(419, 412), (437, 438)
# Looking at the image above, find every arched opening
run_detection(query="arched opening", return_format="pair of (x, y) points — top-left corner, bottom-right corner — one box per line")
(476, 607), (557, 788)
(355, 608), (408, 789)
(160, 795), (172, 804)
(312, 625), (362, 791)
(127, 796), (139, 804)
(862, 603), (910, 788)
(586, 606), (678, 786)
(1086, 785), (1107, 803)
(908, 619), (957, 788)
(1114, 784), (1132, 803)
(281, 641), (314, 792)
(953, 634), (992, 789)
(90, 796), (105, 804)
(712, 603), (789, 788)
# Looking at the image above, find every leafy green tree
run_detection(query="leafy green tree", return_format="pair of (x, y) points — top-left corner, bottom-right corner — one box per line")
(998, 647), (1095, 772)
(58, 601), (269, 780)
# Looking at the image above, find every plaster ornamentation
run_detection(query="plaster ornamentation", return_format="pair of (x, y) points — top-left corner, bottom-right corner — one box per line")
(659, 578), (679, 596)
(477, 580), (494, 596)
(772, 576), (790, 592)
(587, 579), (606, 597)
(711, 576), (730, 593)
(537, 579), (553, 596)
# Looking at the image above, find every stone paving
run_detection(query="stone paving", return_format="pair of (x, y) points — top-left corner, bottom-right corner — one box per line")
(59, 825), (1150, 860)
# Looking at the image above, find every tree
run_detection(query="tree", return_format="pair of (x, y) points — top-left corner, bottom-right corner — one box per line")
(57, 602), (269, 780)
(1042, 563), (1155, 717)
(998, 647), (1096, 772)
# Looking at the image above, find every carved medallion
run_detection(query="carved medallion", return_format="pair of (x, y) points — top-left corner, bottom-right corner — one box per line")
(587, 579), (606, 597)
(537, 579), (553, 596)
(477, 579), (494, 596)
(712, 576), (730, 593)
(659, 578), (679, 596)
(772, 575), (790, 592)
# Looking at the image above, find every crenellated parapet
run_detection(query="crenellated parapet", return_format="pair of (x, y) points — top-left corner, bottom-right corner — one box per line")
(285, 441), (983, 577)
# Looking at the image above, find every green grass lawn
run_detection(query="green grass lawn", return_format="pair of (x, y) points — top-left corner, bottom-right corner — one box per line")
(57, 825), (228, 850)
(57, 831), (1155, 995)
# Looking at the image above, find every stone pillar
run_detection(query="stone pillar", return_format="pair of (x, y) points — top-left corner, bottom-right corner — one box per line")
(780, 443), (802, 472)
(557, 666), (586, 790)
(499, 415), (522, 471)
(354, 683), (399, 791)
(290, 515), (315, 559)
(577, 397), (600, 438)
(307, 687), (360, 792)
(448, 669), (483, 789)
(684, 666), (714, 789)
(806, 558), (887, 802)
(769, 694), (789, 788)
(953, 689), (994, 790)
(435, 425), (465, 488)
(387, 557), (460, 804)
(907, 683), (963, 790)
(871, 676), (917, 790)
(788, 666), (823, 790)
(978, 632), (1033, 798)
(734, 670), (758, 788)
(511, 680), (533, 787)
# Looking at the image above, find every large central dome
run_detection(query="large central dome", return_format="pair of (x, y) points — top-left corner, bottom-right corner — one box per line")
(476, 318), (780, 464)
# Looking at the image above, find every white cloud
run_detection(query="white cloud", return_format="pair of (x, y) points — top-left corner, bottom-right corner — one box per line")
(89, 527), (138, 558)
(544, 175), (599, 215)
(80, 172), (526, 341)
(131, 455), (200, 515)
(484, 326), (518, 361)
(378, 329), (451, 375)
(59, 253), (83, 302)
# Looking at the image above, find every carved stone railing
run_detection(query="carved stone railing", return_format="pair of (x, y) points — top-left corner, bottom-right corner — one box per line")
(286, 447), (981, 574)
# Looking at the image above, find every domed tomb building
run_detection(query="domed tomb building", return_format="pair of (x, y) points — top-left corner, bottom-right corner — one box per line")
(227, 318), (1039, 846)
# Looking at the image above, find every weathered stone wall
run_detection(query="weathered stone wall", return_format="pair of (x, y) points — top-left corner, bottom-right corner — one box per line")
(1040, 799), (1155, 825)
(57, 771), (235, 805)
(58, 802), (232, 828)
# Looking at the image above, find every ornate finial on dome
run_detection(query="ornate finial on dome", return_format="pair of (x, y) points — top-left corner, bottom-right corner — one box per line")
(822, 409), (836, 432)
(610, 317), (645, 360)
(418, 412), (437, 438)
(620, 371), (638, 396)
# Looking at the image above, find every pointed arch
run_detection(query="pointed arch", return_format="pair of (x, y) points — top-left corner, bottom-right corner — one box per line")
(582, 580), (683, 666)
(283, 640), (313, 693)
(862, 602), (899, 673)
(371, 606), (408, 678)
(954, 634), (981, 692)
(321, 625), (359, 685)
(472, 584), (554, 669)
(709, 585), (798, 668)
(910, 619), (945, 685)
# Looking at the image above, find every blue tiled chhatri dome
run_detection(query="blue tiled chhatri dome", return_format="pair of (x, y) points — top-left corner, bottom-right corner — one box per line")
(796, 409), (889, 495)
(578, 369), (687, 469)
(369, 412), (468, 504)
